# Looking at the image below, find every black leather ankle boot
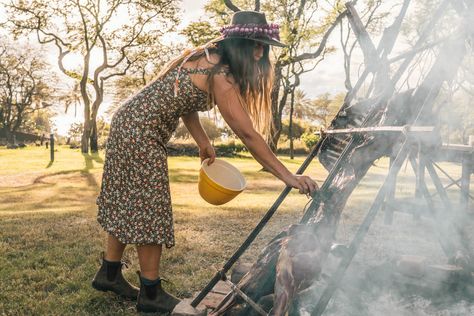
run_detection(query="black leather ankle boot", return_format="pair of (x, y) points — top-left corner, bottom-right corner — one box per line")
(136, 271), (181, 313)
(91, 252), (139, 300)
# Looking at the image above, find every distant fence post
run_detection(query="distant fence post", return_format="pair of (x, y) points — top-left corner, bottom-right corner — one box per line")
(50, 133), (54, 161)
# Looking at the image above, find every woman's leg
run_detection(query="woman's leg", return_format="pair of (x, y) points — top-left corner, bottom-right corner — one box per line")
(104, 234), (126, 261)
(136, 244), (180, 312)
(92, 234), (139, 299)
(136, 244), (162, 280)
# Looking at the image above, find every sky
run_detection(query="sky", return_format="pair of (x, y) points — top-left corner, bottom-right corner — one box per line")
(0, 0), (383, 136)
(51, 0), (348, 136)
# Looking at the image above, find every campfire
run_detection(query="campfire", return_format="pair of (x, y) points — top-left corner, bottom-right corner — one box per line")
(174, 1), (474, 315)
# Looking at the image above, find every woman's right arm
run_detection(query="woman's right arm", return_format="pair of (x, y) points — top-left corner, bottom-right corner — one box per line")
(211, 74), (318, 194)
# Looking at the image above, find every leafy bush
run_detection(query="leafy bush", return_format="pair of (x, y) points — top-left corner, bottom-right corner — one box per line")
(215, 140), (246, 157)
(167, 139), (246, 157)
(173, 117), (222, 142)
(281, 119), (307, 139)
(300, 132), (320, 149)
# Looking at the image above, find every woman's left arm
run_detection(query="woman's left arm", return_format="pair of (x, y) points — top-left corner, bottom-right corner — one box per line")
(181, 112), (216, 164)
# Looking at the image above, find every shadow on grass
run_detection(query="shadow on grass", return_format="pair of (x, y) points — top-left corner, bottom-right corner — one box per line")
(83, 152), (104, 168)
(45, 160), (54, 168)
(1, 154), (101, 208)
(80, 153), (103, 188)
(33, 169), (80, 184)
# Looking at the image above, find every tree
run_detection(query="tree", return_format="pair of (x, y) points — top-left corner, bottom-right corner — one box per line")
(5, 0), (180, 153)
(22, 109), (54, 134)
(0, 40), (51, 143)
(58, 82), (83, 118)
(284, 89), (311, 158)
(96, 117), (110, 149)
(283, 89), (312, 120)
(200, 117), (221, 143)
(67, 122), (84, 142)
(181, 21), (221, 47)
(309, 92), (344, 127)
(111, 44), (185, 111)
(401, 0), (474, 143)
(200, 0), (361, 151)
(173, 117), (221, 143)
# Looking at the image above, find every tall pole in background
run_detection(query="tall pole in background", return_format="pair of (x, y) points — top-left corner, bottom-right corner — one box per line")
(50, 133), (54, 162)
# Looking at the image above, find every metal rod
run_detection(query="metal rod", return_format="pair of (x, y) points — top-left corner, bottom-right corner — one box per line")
(311, 139), (411, 316)
(383, 155), (397, 225)
(424, 158), (453, 209)
(414, 146), (425, 221)
(320, 126), (434, 135)
(431, 161), (474, 199)
(224, 280), (268, 316)
(430, 179), (461, 197)
(190, 139), (323, 308)
(425, 157), (473, 256)
(460, 154), (472, 211)
(408, 156), (457, 258)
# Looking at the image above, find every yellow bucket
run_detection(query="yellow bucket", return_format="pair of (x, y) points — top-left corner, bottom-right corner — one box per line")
(198, 158), (246, 205)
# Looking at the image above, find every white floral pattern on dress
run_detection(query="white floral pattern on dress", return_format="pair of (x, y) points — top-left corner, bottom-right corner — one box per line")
(97, 67), (216, 247)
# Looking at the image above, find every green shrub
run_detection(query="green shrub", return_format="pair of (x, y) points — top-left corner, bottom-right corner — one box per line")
(301, 132), (320, 149)
(215, 140), (246, 157)
(281, 119), (307, 139)
(173, 118), (222, 142)
(276, 138), (309, 155)
(167, 139), (246, 157)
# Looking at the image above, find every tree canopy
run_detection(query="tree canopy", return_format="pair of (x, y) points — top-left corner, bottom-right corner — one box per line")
(0, 40), (52, 142)
(5, 0), (181, 152)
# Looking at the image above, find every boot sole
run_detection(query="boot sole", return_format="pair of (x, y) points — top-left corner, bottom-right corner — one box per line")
(92, 281), (138, 301)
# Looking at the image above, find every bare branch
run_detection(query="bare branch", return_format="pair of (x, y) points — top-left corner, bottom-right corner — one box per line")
(282, 10), (348, 66)
(296, 0), (307, 20)
(101, 60), (132, 81)
(255, 0), (260, 11)
(224, 0), (241, 12)
(76, 0), (91, 52)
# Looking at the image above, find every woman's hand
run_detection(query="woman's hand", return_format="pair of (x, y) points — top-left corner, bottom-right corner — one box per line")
(199, 143), (216, 165)
(285, 174), (319, 195)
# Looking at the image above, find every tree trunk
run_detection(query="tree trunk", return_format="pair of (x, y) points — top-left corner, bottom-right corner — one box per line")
(4, 128), (12, 144)
(270, 121), (282, 153)
(289, 89), (295, 159)
(90, 118), (98, 152)
(269, 66), (283, 153)
(79, 50), (91, 154)
(271, 89), (290, 152)
(81, 119), (91, 153)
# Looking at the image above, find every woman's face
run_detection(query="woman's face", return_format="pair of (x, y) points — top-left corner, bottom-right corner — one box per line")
(253, 42), (265, 61)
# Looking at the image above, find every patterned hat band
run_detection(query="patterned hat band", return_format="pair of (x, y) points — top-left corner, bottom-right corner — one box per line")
(220, 23), (281, 41)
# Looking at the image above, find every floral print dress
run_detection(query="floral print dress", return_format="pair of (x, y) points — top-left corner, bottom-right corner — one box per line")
(97, 67), (215, 247)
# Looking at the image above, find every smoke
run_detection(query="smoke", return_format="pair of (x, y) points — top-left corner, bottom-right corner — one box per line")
(295, 0), (474, 313)
(218, 1), (474, 315)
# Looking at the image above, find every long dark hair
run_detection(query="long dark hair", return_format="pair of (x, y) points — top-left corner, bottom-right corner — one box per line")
(158, 38), (274, 136)
(209, 39), (273, 135)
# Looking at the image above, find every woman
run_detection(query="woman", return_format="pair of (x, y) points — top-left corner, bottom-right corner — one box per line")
(92, 10), (318, 314)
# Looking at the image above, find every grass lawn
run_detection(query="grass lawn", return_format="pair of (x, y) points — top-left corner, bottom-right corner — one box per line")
(0, 146), (324, 315)
(0, 145), (473, 315)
